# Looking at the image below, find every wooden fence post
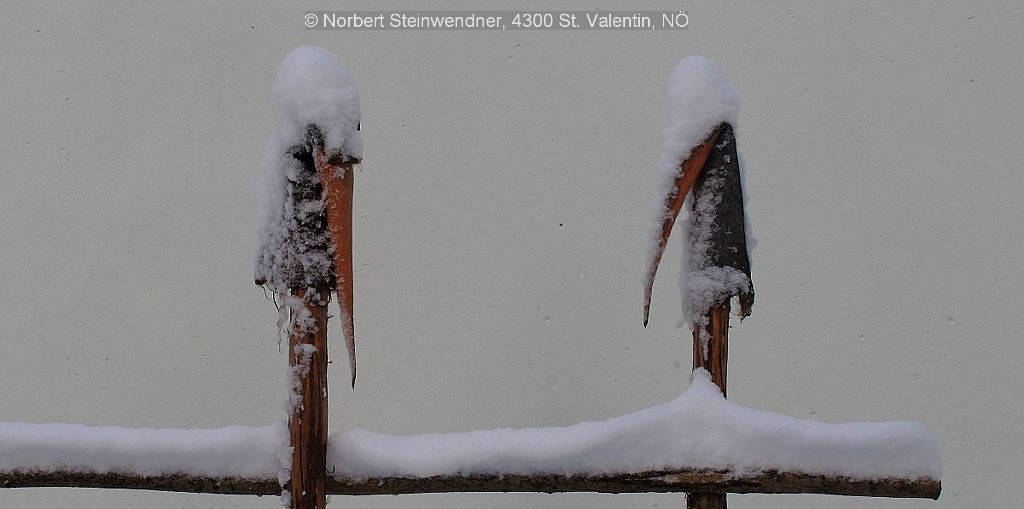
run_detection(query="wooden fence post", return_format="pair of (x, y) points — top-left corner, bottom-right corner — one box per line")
(687, 300), (731, 509)
(693, 302), (730, 398)
(682, 123), (749, 509)
(288, 286), (331, 509)
(272, 124), (356, 509)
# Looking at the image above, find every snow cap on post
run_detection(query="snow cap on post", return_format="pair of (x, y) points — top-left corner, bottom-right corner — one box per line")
(660, 57), (739, 172)
(255, 45), (362, 387)
(643, 56), (752, 328)
(255, 45), (362, 290)
(271, 45), (363, 160)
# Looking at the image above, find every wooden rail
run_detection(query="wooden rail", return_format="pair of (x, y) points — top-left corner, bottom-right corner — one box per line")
(0, 469), (940, 499)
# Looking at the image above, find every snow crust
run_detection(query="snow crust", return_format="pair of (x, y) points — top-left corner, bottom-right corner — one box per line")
(0, 422), (288, 479)
(328, 370), (939, 480)
(0, 372), (940, 482)
(255, 46), (361, 292)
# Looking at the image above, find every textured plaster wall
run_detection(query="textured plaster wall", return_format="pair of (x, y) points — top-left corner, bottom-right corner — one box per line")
(0, 1), (1021, 508)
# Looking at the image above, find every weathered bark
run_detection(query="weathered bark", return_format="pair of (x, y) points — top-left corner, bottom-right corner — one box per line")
(276, 124), (355, 509)
(0, 471), (279, 495)
(690, 124), (753, 318)
(288, 287), (330, 509)
(313, 145), (357, 388)
(254, 145), (337, 291)
(692, 301), (730, 397)
(0, 469), (941, 499)
(330, 470), (939, 498)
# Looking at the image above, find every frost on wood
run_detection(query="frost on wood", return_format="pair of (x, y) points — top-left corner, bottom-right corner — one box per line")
(255, 45), (362, 292)
(278, 292), (318, 424)
(287, 343), (317, 416)
(642, 56), (753, 332)
(278, 292), (318, 341)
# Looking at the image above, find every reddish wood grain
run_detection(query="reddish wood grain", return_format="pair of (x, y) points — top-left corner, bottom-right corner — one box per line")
(288, 287), (330, 509)
(313, 147), (357, 388)
(642, 127), (721, 327)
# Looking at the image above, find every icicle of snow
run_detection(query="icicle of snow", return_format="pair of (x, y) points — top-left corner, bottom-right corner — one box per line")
(327, 369), (940, 481)
(255, 46), (362, 292)
(276, 443), (293, 487)
(278, 489), (292, 507)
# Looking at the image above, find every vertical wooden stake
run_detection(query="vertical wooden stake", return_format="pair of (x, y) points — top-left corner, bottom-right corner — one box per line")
(288, 286), (330, 509)
(692, 300), (729, 398)
(687, 299), (730, 509)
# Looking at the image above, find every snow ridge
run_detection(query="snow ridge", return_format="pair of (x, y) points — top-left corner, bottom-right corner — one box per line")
(0, 371), (940, 482)
(328, 369), (940, 480)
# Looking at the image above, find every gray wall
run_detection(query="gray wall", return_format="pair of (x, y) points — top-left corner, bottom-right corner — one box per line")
(1, 2), (1021, 508)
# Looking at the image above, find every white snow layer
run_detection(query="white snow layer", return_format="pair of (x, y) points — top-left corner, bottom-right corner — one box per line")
(330, 370), (939, 480)
(0, 371), (940, 481)
(270, 45), (362, 160)
(255, 46), (361, 291)
(0, 422), (288, 479)
(644, 56), (747, 329)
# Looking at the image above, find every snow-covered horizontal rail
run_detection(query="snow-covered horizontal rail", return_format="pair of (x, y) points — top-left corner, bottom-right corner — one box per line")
(0, 469), (940, 499)
(0, 371), (942, 501)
